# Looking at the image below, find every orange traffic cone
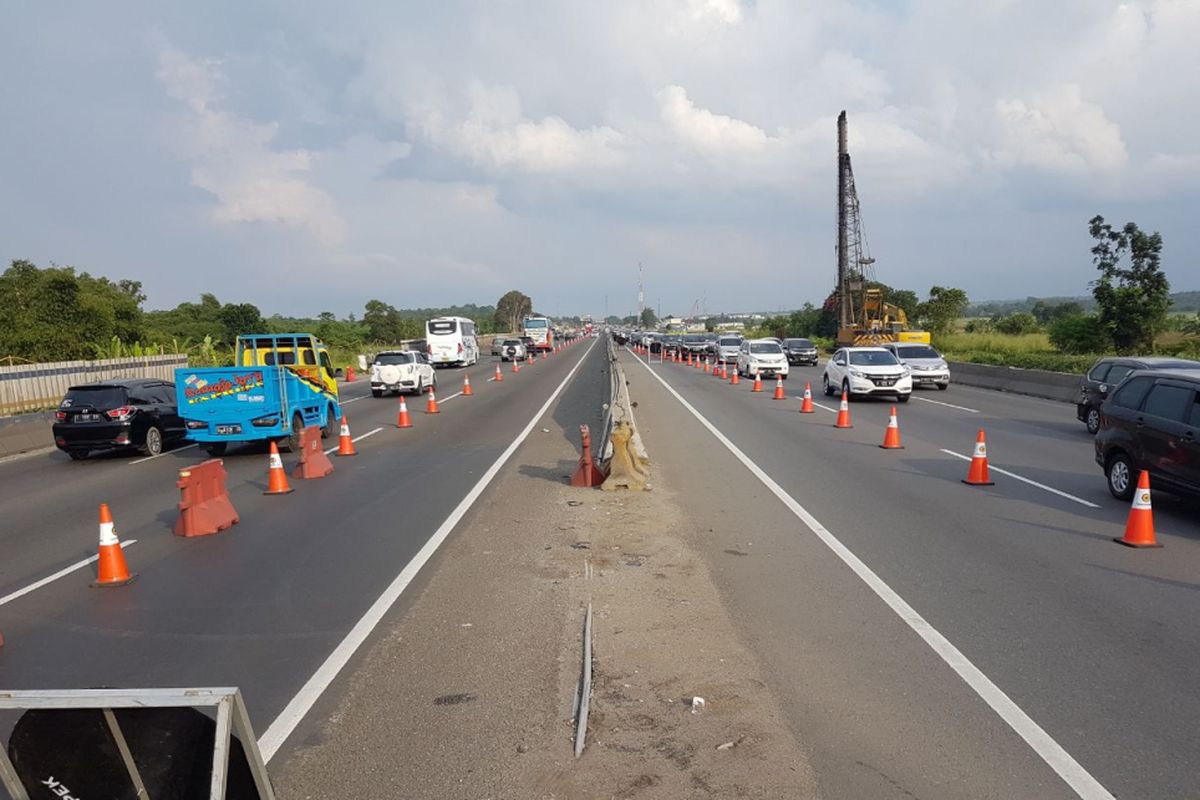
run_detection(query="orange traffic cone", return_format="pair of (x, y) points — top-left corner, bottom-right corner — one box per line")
(396, 396), (413, 429)
(92, 503), (135, 587)
(773, 375), (786, 400)
(426, 388), (441, 414)
(730, 367), (740, 385)
(751, 370), (763, 393)
(714, 361), (723, 379)
(264, 440), (295, 494)
(1114, 471), (1162, 548)
(513, 358), (521, 373)
(494, 363), (504, 382)
(880, 407), (903, 449)
(337, 415), (356, 456)
(463, 374), (474, 396)
(834, 391), (853, 428)
(800, 383), (814, 413)
(962, 429), (994, 485)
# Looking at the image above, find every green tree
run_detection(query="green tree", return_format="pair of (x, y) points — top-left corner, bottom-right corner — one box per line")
(217, 302), (264, 342)
(1049, 314), (1111, 354)
(494, 290), (532, 333)
(994, 312), (1039, 335)
(1089, 215), (1171, 353)
(640, 307), (658, 328)
(918, 286), (970, 336)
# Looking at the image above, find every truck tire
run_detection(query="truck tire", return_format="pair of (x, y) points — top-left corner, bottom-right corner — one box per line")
(322, 405), (337, 439)
(203, 442), (227, 457)
(281, 413), (304, 453)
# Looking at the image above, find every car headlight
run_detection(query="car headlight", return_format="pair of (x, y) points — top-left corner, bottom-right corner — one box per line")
(901, 366), (911, 377)
(849, 368), (865, 378)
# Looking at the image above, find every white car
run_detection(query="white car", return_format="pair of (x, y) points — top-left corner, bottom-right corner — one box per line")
(823, 347), (912, 401)
(737, 339), (789, 379)
(370, 350), (436, 397)
(882, 342), (950, 390)
(498, 338), (527, 361)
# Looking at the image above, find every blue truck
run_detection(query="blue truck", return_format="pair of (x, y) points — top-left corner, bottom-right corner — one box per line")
(175, 333), (343, 456)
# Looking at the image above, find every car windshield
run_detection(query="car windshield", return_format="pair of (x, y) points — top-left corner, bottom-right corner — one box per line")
(750, 343), (782, 354)
(524, 319), (548, 328)
(63, 386), (127, 409)
(683, 335), (706, 343)
(786, 339), (813, 348)
(849, 350), (900, 366)
(375, 353), (414, 365)
(897, 346), (941, 359)
(503, 339), (522, 346)
(719, 339), (741, 347)
(427, 320), (457, 335)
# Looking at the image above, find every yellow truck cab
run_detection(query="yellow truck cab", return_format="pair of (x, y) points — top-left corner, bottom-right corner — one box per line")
(238, 334), (341, 399)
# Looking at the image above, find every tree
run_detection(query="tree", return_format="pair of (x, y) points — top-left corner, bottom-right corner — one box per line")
(640, 307), (658, 328)
(703, 317), (717, 332)
(994, 312), (1039, 335)
(917, 286), (970, 336)
(1049, 314), (1111, 354)
(494, 290), (532, 333)
(1089, 215), (1171, 353)
(218, 302), (264, 342)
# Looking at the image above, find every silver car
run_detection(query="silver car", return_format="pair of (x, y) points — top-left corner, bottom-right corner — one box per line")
(716, 336), (743, 364)
(883, 343), (950, 390)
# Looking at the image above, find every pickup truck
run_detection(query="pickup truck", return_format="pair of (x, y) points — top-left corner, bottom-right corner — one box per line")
(176, 333), (342, 456)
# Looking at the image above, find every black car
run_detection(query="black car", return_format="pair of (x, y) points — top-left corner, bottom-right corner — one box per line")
(1095, 368), (1200, 500)
(783, 338), (819, 366)
(1077, 356), (1200, 434)
(52, 378), (186, 460)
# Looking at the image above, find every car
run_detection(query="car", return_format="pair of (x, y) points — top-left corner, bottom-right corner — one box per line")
(882, 342), (950, 390)
(822, 347), (912, 401)
(52, 378), (185, 460)
(715, 336), (743, 365)
(679, 334), (709, 356)
(783, 338), (819, 366)
(737, 339), (789, 379)
(370, 350), (436, 396)
(519, 336), (537, 356)
(490, 337), (505, 357)
(498, 338), (527, 361)
(1077, 356), (1200, 435)
(1095, 368), (1200, 500)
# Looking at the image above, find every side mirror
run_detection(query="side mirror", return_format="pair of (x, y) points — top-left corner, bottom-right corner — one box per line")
(1098, 384), (1109, 396)
(334, 367), (344, 377)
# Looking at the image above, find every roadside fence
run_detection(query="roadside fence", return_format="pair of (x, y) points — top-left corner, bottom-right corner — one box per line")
(0, 354), (188, 416)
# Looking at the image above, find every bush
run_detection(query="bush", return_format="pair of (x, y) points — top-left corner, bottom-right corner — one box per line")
(993, 313), (1040, 335)
(946, 350), (1098, 373)
(1049, 314), (1111, 354)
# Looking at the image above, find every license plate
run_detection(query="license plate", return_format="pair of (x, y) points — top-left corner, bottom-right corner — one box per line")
(877, 380), (895, 387)
(76, 413), (100, 422)
(216, 424), (242, 435)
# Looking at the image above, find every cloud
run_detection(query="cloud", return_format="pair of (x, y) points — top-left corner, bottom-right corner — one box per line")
(155, 44), (347, 244)
(989, 84), (1128, 173)
(656, 85), (773, 155)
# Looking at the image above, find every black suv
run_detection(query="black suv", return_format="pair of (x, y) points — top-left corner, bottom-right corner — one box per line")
(1095, 368), (1200, 500)
(52, 378), (185, 460)
(1077, 356), (1200, 434)
(783, 338), (819, 366)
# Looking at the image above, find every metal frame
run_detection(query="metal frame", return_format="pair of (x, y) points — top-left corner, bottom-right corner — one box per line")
(0, 687), (274, 800)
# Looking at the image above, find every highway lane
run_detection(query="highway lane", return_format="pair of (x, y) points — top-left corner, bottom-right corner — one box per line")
(625, 349), (1200, 799)
(0, 340), (598, 764)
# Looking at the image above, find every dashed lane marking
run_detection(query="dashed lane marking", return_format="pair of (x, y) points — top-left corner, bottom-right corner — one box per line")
(0, 540), (140, 607)
(257, 337), (599, 763)
(129, 442), (198, 465)
(914, 396), (980, 413)
(939, 449), (1100, 508)
(631, 355), (1114, 800)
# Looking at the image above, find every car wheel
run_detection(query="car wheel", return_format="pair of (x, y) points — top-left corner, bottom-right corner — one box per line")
(1085, 406), (1101, 435)
(67, 450), (88, 461)
(371, 389), (383, 398)
(897, 394), (910, 403)
(1106, 452), (1136, 501)
(140, 425), (163, 456)
(413, 378), (423, 396)
(822, 375), (833, 396)
(322, 405), (337, 439)
(842, 379), (852, 400)
(936, 383), (948, 391)
(203, 442), (227, 457)
(282, 413), (304, 453)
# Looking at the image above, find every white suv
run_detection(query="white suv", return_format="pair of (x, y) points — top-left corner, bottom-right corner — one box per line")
(882, 343), (950, 390)
(737, 339), (789, 379)
(370, 350), (436, 397)
(823, 347), (912, 401)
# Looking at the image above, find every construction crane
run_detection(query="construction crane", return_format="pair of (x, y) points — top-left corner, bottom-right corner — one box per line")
(835, 111), (929, 347)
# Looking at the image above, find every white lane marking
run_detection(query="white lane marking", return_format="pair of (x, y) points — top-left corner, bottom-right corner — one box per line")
(0, 540), (140, 607)
(632, 357), (1114, 800)
(128, 443), (198, 465)
(914, 396), (980, 413)
(341, 395), (369, 405)
(258, 337), (599, 762)
(939, 450), (1100, 508)
(435, 391), (464, 404)
(322, 427), (384, 455)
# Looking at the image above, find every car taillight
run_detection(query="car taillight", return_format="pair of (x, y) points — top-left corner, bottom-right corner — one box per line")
(106, 406), (137, 421)
(55, 411), (67, 421)
(186, 420), (207, 430)
(251, 416), (280, 427)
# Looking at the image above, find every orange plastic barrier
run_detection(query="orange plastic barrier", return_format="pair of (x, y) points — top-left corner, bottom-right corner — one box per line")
(293, 425), (334, 479)
(175, 459), (241, 537)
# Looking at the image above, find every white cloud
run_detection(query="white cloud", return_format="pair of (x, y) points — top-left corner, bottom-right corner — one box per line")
(656, 85), (773, 155)
(989, 84), (1128, 173)
(155, 45), (347, 245)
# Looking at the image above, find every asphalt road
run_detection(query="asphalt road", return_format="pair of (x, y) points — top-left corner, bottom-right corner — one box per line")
(621, 348), (1200, 799)
(0, 340), (599, 765)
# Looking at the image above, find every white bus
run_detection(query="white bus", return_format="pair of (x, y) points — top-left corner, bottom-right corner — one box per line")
(425, 316), (479, 367)
(522, 316), (553, 351)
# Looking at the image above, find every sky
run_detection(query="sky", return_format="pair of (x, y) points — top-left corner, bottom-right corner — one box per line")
(2, 0), (1198, 320)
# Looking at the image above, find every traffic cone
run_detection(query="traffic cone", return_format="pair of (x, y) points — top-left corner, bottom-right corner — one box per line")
(714, 360), (723, 379)
(834, 391), (852, 428)
(962, 429), (994, 485)
(513, 358), (520, 374)
(426, 389), (441, 414)
(752, 370), (763, 393)
(264, 441), (295, 494)
(396, 396), (413, 429)
(730, 367), (740, 385)
(800, 383), (814, 413)
(704, 358), (711, 373)
(463, 374), (474, 396)
(542, 350), (548, 361)
(880, 407), (903, 449)
(92, 503), (135, 587)
(494, 363), (504, 382)
(337, 415), (356, 456)
(773, 375), (786, 400)
(1114, 471), (1162, 548)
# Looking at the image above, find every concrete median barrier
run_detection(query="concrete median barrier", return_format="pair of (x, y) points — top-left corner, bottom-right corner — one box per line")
(0, 411), (54, 457)
(599, 337), (649, 491)
(948, 361), (1080, 403)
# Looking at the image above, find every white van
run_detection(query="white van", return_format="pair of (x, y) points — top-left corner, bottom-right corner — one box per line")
(425, 316), (479, 367)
